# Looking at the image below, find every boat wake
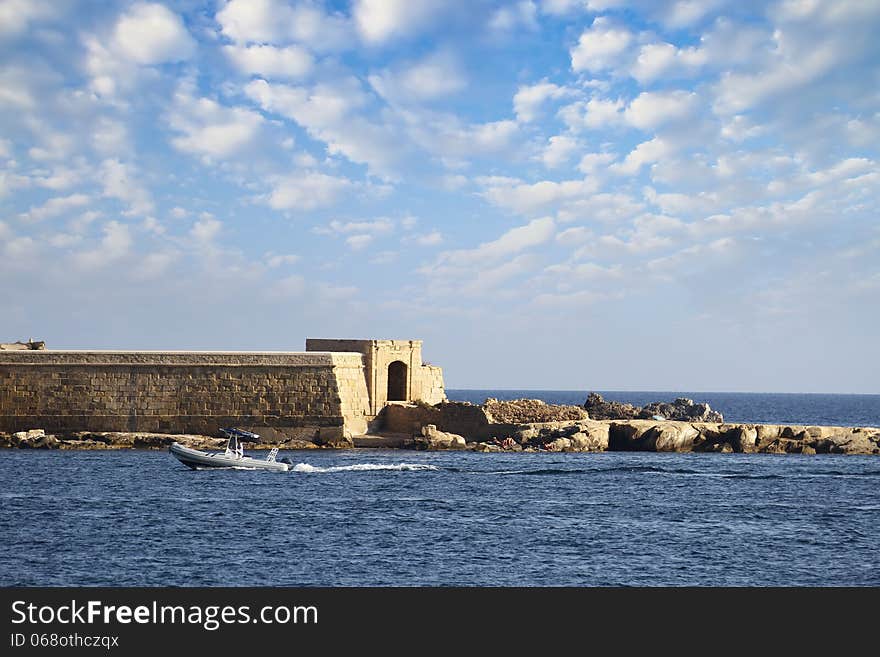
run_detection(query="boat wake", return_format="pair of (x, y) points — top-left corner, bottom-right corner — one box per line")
(291, 462), (440, 473)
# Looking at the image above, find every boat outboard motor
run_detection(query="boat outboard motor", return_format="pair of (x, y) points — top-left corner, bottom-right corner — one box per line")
(278, 457), (294, 466)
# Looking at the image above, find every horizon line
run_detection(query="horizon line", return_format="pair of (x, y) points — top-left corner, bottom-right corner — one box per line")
(445, 387), (880, 396)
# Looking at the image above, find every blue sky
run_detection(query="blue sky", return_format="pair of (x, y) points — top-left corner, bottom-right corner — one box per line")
(1, 0), (878, 392)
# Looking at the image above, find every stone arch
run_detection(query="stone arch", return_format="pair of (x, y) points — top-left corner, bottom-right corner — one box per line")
(387, 360), (408, 402)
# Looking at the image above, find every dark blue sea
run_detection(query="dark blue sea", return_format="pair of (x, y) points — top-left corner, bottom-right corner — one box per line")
(448, 390), (880, 427)
(2, 391), (879, 587)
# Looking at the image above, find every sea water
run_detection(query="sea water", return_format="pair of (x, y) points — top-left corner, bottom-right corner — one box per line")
(2, 448), (878, 586)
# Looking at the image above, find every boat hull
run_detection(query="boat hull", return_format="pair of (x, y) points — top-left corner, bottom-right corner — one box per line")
(169, 442), (290, 472)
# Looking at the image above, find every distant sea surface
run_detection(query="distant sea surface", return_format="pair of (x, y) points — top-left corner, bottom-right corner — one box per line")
(448, 390), (880, 427)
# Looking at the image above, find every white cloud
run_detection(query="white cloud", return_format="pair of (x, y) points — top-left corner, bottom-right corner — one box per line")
(131, 251), (178, 280)
(73, 221), (132, 270)
(223, 44), (313, 80)
(99, 158), (154, 216)
(270, 274), (307, 297)
(246, 78), (403, 177)
(489, 1), (538, 34)
(578, 151), (616, 174)
(216, 0), (285, 43)
(513, 81), (574, 122)
(625, 90), (700, 130)
(2, 235), (38, 263)
(353, 0), (444, 45)
(661, 0), (724, 29)
(112, 3), (195, 65)
(559, 97), (625, 131)
(631, 42), (706, 83)
(266, 253), (300, 267)
(481, 177), (597, 215)
(369, 51), (466, 102)
(0, 0), (52, 38)
(345, 234), (374, 250)
(190, 216), (221, 242)
(404, 230), (443, 246)
(541, 135), (581, 168)
(555, 226), (593, 243)
(168, 86), (264, 160)
(540, 0), (586, 15)
(91, 117), (130, 156)
(433, 216), (555, 268)
(267, 172), (352, 211)
(613, 138), (673, 175)
(570, 17), (633, 73)
(316, 218), (394, 235)
(398, 108), (520, 164)
(417, 231), (443, 246)
(369, 250), (397, 264)
(217, 0), (351, 52)
(544, 261), (622, 279)
(0, 63), (48, 109)
(19, 193), (90, 222)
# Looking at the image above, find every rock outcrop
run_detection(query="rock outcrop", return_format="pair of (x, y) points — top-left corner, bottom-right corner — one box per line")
(482, 398), (588, 424)
(582, 393), (641, 420)
(0, 340), (46, 350)
(584, 393), (723, 422)
(414, 425), (467, 450)
(607, 420), (879, 454)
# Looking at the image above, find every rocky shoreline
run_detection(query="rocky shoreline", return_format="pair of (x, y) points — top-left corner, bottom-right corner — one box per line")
(3, 417), (878, 456)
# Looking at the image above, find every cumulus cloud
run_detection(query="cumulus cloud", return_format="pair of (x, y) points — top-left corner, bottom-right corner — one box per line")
(265, 253), (300, 267)
(624, 90), (700, 130)
(488, 1), (539, 34)
(513, 81), (574, 122)
(224, 44), (313, 80)
(353, 0), (445, 45)
(432, 216), (555, 269)
(631, 42), (706, 83)
(0, 0), (53, 39)
(315, 218), (394, 235)
(267, 172), (352, 211)
(480, 177), (598, 216)
(369, 51), (466, 102)
(245, 78), (404, 177)
(73, 221), (133, 270)
(216, 0), (351, 52)
(167, 86), (264, 160)
(559, 97), (625, 131)
(112, 3), (195, 65)
(99, 159), (154, 216)
(570, 17), (633, 73)
(541, 135), (581, 168)
(19, 193), (90, 223)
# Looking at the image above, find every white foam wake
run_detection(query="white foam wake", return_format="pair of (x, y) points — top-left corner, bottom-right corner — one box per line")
(291, 462), (440, 473)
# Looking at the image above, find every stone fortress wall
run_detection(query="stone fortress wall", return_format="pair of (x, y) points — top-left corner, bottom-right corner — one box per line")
(0, 339), (446, 438)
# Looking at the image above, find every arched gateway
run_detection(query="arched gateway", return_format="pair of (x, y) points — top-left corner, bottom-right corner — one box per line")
(387, 361), (408, 401)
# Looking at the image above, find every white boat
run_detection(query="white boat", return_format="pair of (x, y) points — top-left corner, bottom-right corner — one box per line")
(169, 428), (292, 472)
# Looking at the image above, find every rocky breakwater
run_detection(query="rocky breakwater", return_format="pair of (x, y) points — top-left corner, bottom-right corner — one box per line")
(380, 396), (880, 455)
(584, 392), (724, 422)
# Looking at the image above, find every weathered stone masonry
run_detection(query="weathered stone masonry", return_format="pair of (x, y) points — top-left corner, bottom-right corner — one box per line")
(0, 339), (446, 438)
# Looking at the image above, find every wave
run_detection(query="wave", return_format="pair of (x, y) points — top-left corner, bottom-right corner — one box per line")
(467, 465), (879, 479)
(291, 463), (440, 473)
(475, 465), (704, 476)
